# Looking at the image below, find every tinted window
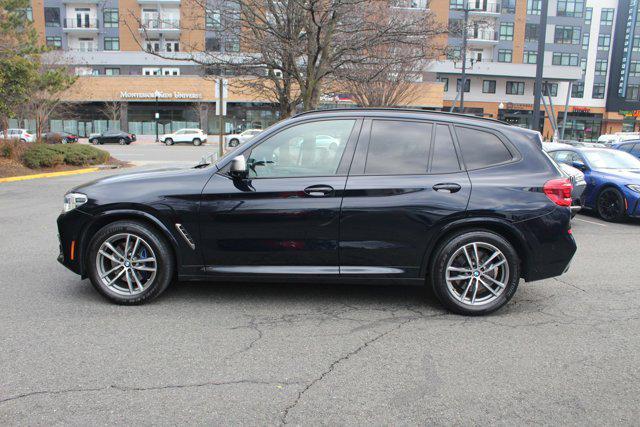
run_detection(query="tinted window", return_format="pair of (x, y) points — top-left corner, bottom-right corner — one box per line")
(431, 124), (460, 173)
(365, 120), (431, 175)
(247, 120), (354, 178)
(630, 144), (640, 157)
(550, 150), (582, 164)
(618, 144), (633, 152)
(456, 127), (512, 169)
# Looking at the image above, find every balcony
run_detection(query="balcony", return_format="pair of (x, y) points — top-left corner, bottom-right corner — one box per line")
(137, 0), (181, 3)
(428, 60), (583, 81)
(467, 29), (498, 45)
(468, 2), (501, 15)
(62, 18), (99, 34)
(139, 18), (180, 35)
(391, 0), (429, 10)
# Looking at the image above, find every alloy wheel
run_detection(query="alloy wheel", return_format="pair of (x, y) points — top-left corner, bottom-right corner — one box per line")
(96, 233), (157, 296)
(445, 242), (509, 306)
(598, 189), (623, 220)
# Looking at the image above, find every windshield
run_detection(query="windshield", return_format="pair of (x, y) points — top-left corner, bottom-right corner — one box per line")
(583, 150), (640, 170)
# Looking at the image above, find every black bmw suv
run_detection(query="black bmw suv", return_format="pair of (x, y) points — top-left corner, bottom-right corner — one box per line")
(58, 109), (576, 315)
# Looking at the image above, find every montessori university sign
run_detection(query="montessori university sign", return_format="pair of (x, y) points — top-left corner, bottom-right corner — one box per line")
(119, 90), (203, 100)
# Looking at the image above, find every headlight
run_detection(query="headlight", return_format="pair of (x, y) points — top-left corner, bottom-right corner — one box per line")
(627, 184), (640, 193)
(63, 193), (88, 213)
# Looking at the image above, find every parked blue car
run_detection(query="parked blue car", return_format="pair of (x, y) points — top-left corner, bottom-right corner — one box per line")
(546, 146), (640, 221)
(611, 140), (640, 159)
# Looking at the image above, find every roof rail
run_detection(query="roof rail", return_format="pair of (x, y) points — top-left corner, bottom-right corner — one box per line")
(292, 107), (508, 125)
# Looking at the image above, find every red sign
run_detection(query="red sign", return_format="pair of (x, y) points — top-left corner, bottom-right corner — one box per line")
(572, 107), (590, 112)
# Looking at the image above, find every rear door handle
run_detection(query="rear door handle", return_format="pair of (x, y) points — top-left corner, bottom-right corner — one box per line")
(304, 185), (334, 197)
(433, 183), (462, 193)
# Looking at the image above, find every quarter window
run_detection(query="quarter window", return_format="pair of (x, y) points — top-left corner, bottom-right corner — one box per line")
(364, 120), (432, 175)
(456, 127), (513, 169)
(247, 120), (355, 178)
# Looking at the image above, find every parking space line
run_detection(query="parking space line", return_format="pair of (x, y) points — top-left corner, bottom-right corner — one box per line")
(574, 217), (608, 227)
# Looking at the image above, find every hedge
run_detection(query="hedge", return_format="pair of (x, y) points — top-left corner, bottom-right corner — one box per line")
(21, 144), (111, 169)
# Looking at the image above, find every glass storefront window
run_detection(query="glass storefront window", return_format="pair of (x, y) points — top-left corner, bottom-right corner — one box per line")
(557, 113), (602, 141)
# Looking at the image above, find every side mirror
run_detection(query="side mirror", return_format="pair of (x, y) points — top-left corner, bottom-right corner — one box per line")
(571, 160), (587, 171)
(229, 155), (248, 179)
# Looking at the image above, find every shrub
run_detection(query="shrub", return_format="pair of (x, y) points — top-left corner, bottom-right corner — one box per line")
(21, 144), (110, 169)
(0, 140), (28, 160)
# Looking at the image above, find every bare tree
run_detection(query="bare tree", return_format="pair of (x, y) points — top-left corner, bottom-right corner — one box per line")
(124, 0), (446, 117)
(99, 101), (123, 127)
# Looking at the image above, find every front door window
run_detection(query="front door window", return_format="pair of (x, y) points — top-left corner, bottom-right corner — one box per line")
(246, 120), (355, 178)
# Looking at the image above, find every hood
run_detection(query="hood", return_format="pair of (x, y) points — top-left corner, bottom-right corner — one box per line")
(71, 167), (192, 193)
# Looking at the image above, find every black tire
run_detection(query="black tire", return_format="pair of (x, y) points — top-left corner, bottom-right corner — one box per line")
(597, 187), (626, 222)
(118, 138), (126, 145)
(229, 139), (239, 147)
(429, 230), (520, 316)
(86, 220), (175, 305)
(193, 138), (202, 146)
(19, 138), (26, 143)
(90, 138), (98, 145)
(165, 138), (174, 146)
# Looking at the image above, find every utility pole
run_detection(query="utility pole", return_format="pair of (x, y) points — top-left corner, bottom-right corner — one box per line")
(531, 0), (549, 132)
(155, 94), (159, 142)
(459, 4), (470, 111)
(218, 77), (225, 158)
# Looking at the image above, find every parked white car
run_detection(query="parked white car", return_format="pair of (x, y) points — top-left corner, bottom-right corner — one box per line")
(161, 129), (207, 146)
(598, 132), (640, 145)
(225, 129), (262, 148)
(0, 129), (35, 143)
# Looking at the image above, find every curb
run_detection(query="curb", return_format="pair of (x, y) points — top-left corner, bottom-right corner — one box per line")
(0, 167), (100, 183)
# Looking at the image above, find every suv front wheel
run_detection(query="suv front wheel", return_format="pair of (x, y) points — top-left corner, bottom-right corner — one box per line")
(87, 220), (175, 304)
(430, 230), (520, 315)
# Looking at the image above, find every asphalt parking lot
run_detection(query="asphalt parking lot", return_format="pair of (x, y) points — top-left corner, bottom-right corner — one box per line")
(1, 145), (639, 425)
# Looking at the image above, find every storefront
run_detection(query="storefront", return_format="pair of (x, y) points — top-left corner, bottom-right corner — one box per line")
(556, 111), (603, 141)
(498, 108), (545, 131)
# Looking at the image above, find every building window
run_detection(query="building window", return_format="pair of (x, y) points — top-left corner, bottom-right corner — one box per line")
(206, 10), (221, 29)
(75, 67), (95, 76)
(633, 36), (640, 52)
(543, 82), (558, 97)
(437, 77), (449, 91)
(571, 82), (584, 98)
(626, 85), (640, 100)
(162, 68), (180, 76)
(145, 40), (160, 52)
(450, 0), (464, 10)
(225, 39), (240, 52)
(44, 7), (60, 27)
(45, 36), (62, 49)
(482, 80), (496, 93)
(104, 8), (118, 28)
(600, 8), (614, 25)
(499, 22), (514, 40)
(142, 67), (161, 76)
(105, 68), (120, 76)
(18, 6), (33, 21)
(523, 51), (537, 64)
(552, 52), (579, 66)
(498, 49), (512, 62)
(501, 0), (516, 13)
(527, 0), (541, 15)
(506, 81), (525, 95)
(448, 18), (463, 33)
(580, 58), (587, 74)
(525, 23), (539, 42)
(205, 37), (221, 52)
(557, 0), (584, 17)
(629, 61), (640, 76)
(104, 37), (119, 51)
(597, 34), (610, 50)
(448, 47), (462, 60)
(595, 59), (608, 76)
(165, 41), (179, 52)
(585, 7), (592, 24)
(582, 33), (589, 49)
(592, 83), (605, 98)
(554, 25), (580, 44)
(456, 78), (471, 92)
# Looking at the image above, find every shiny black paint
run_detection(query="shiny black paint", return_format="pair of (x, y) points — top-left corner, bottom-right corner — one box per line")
(58, 109), (576, 286)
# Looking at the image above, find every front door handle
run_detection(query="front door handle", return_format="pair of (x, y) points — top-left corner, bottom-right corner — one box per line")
(304, 185), (334, 197)
(433, 183), (462, 193)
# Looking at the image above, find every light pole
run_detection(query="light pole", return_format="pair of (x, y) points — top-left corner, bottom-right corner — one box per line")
(531, 0), (549, 132)
(155, 94), (159, 142)
(459, 4), (470, 111)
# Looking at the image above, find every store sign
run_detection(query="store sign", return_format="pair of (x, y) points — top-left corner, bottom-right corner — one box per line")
(619, 109), (640, 117)
(119, 90), (203, 100)
(572, 107), (591, 112)
(619, 0), (640, 97)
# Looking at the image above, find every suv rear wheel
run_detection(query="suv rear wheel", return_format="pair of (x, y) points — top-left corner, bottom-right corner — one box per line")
(193, 138), (202, 146)
(87, 220), (175, 304)
(430, 230), (520, 315)
(229, 138), (239, 147)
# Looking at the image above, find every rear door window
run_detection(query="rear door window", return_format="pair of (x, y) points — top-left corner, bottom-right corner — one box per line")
(618, 143), (634, 152)
(364, 120), (432, 175)
(430, 124), (460, 173)
(629, 144), (640, 157)
(455, 126), (513, 170)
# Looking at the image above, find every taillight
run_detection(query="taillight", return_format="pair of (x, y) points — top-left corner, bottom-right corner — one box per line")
(544, 178), (573, 207)
(25, 133), (32, 137)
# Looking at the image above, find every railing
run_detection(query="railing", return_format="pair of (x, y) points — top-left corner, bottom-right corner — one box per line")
(68, 45), (100, 52)
(141, 18), (180, 30)
(392, 0), (429, 9)
(468, 2), (501, 13)
(63, 18), (99, 29)
(467, 29), (498, 41)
